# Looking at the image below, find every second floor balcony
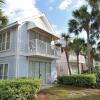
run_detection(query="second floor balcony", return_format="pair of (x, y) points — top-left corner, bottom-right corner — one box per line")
(28, 39), (61, 59)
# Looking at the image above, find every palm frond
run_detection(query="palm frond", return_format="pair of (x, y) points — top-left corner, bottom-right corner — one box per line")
(61, 33), (70, 41)
(97, 42), (100, 51)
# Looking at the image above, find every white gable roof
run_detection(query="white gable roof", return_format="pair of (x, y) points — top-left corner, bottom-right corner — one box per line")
(18, 13), (60, 38)
(0, 13), (60, 39)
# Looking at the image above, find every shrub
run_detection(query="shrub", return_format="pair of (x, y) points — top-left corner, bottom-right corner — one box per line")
(96, 72), (100, 82)
(92, 83), (100, 89)
(57, 74), (96, 87)
(0, 78), (41, 100)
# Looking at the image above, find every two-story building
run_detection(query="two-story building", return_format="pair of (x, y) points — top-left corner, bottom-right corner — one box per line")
(56, 51), (87, 75)
(0, 13), (61, 84)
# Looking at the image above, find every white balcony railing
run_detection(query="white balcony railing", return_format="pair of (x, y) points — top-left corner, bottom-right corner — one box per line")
(28, 39), (61, 58)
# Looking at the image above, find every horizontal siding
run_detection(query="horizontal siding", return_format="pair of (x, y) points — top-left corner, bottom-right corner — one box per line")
(19, 23), (28, 53)
(10, 27), (17, 51)
(17, 56), (28, 77)
(0, 56), (16, 79)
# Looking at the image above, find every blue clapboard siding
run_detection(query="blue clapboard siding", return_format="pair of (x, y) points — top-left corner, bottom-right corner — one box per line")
(0, 27), (18, 79)
(0, 56), (16, 79)
(16, 56), (28, 77)
(19, 23), (28, 53)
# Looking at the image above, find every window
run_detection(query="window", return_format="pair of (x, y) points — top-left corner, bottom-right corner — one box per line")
(0, 64), (8, 79)
(0, 31), (10, 51)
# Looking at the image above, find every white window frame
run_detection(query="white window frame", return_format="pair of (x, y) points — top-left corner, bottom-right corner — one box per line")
(0, 31), (10, 52)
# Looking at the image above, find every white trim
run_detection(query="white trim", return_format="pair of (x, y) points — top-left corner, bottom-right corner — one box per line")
(0, 49), (11, 53)
(0, 52), (15, 57)
(5, 32), (7, 50)
(0, 31), (11, 52)
(27, 31), (30, 53)
(42, 15), (60, 38)
(15, 25), (20, 78)
(0, 22), (19, 32)
(7, 63), (10, 79)
(27, 57), (29, 78)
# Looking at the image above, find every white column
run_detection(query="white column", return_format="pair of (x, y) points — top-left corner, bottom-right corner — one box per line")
(46, 42), (47, 54)
(36, 39), (37, 54)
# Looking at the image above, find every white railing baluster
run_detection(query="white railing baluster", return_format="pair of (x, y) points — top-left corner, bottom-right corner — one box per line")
(36, 39), (37, 53)
(29, 39), (61, 57)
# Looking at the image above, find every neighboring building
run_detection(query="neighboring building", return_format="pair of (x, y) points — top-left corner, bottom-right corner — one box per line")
(93, 60), (100, 69)
(56, 51), (87, 75)
(0, 13), (61, 84)
(56, 51), (69, 76)
(69, 52), (87, 74)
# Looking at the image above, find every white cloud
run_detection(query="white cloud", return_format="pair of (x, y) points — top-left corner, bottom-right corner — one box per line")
(52, 24), (66, 35)
(49, 6), (54, 11)
(73, 0), (85, 9)
(59, 0), (72, 10)
(49, 0), (55, 3)
(3, 0), (40, 23)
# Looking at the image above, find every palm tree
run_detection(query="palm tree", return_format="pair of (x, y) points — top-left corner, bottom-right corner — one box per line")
(61, 33), (72, 75)
(70, 38), (85, 74)
(0, 0), (8, 28)
(0, 0), (4, 4)
(82, 43), (88, 65)
(97, 42), (100, 51)
(68, 5), (100, 73)
(93, 53), (100, 61)
(90, 48), (96, 67)
(0, 10), (8, 28)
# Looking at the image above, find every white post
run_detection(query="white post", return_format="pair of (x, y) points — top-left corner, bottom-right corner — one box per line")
(46, 42), (47, 54)
(36, 39), (37, 54)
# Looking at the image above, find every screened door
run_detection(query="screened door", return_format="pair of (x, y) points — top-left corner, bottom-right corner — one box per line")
(28, 62), (35, 77)
(0, 64), (3, 79)
(0, 64), (8, 79)
(29, 61), (51, 84)
(34, 62), (39, 78)
(40, 62), (46, 84)
(46, 63), (51, 84)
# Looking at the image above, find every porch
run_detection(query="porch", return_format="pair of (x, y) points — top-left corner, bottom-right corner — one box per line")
(28, 39), (61, 59)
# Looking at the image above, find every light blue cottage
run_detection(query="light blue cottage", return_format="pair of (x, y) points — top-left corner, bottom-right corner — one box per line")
(0, 13), (61, 84)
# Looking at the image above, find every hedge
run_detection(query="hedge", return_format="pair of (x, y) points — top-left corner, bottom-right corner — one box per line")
(0, 78), (41, 100)
(92, 83), (100, 89)
(57, 74), (96, 87)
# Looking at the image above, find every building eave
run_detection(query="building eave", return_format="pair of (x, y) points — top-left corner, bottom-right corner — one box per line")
(0, 21), (19, 32)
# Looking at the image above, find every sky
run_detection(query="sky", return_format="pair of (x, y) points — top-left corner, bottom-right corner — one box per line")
(3, 0), (87, 38)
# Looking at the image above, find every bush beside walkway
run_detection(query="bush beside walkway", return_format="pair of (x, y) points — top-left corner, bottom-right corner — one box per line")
(57, 74), (100, 88)
(0, 78), (41, 100)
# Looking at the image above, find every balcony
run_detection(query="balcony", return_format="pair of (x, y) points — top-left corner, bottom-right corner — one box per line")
(28, 39), (61, 59)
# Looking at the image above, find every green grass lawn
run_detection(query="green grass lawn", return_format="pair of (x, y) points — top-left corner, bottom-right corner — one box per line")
(38, 86), (100, 100)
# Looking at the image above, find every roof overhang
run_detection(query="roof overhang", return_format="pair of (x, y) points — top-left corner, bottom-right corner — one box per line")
(27, 21), (60, 40)
(0, 21), (19, 32)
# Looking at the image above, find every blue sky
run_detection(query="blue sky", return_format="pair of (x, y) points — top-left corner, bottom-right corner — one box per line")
(37, 0), (85, 34)
(3, 0), (86, 37)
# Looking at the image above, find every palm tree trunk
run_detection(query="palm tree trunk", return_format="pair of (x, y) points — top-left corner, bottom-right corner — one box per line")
(90, 57), (94, 73)
(65, 51), (71, 75)
(87, 31), (91, 73)
(77, 54), (80, 74)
